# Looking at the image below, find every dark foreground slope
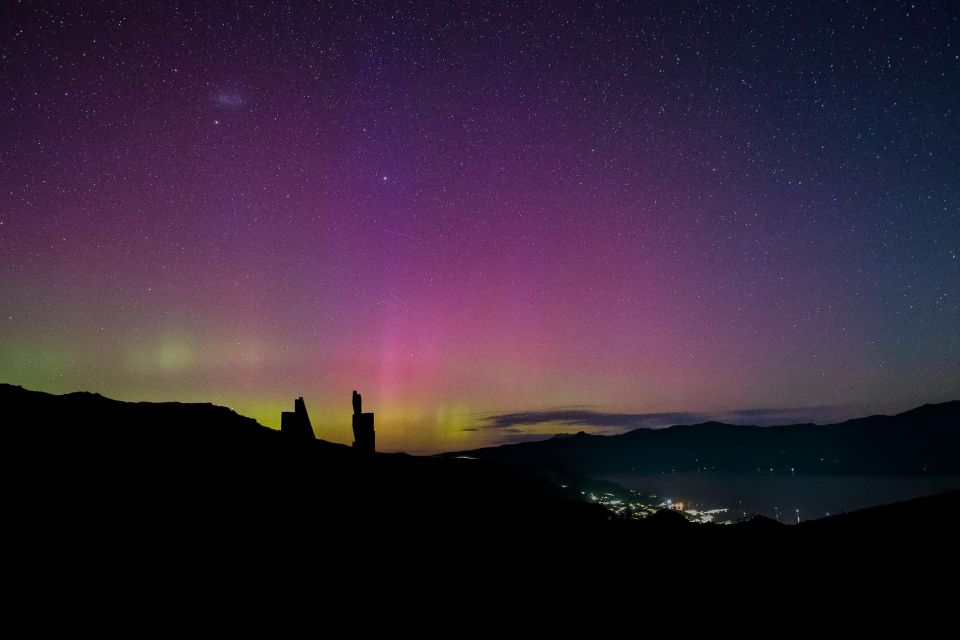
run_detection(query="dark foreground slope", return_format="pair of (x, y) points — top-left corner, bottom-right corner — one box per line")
(3, 383), (609, 542)
(5, 383), (959, 579)
(448, 401), (960, 476)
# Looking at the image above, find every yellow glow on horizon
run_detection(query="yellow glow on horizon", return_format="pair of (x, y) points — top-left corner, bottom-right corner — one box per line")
(124, 335), (195, 373)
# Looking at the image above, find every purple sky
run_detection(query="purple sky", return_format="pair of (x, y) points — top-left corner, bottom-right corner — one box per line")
(1, 2), (958, 452)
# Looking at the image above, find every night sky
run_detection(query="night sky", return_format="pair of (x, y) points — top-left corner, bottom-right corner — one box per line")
(2, 1), (958, 453)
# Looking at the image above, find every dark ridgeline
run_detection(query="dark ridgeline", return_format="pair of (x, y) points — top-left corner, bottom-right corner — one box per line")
(4, 381), (959, 582)
(3, 382), (612, 565)
(280, 396), (314, 440)
(351, 389), (375, 453)
(447, 401), (960, 477)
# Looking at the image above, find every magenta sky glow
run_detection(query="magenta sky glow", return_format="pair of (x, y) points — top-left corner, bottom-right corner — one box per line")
(2, 2), (958, 452)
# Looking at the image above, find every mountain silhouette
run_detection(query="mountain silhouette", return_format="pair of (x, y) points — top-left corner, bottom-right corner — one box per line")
(447, 401), (960, 476)
(4, 383), (608, 539)
(6, 382), (959, 579)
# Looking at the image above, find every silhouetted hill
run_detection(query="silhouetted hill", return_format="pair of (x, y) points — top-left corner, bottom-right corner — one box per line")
(446, 401), (960, 476)
(6, 383), (959, 578)
(4, 383), (609, 540)
(798, 489), (960, 534)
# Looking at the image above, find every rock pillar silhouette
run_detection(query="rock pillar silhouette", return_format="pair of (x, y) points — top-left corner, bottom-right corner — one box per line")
(351, 389), (375, 453)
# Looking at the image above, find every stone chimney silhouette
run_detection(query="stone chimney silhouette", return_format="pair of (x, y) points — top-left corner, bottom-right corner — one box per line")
(351, 389), (375, 453)
(280, 396), (314, 440)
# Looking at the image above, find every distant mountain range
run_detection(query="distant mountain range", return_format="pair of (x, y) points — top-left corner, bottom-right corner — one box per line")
(5, 382), (959, 569)
(447, 401), (960, 476)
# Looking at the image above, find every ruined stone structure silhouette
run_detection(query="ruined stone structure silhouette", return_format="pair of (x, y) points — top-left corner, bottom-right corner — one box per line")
(280, 396), (314, 440)
(352, 389), (375, 453)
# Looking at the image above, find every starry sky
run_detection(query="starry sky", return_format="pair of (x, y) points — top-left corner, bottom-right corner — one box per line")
(1, 1), (958, 453)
